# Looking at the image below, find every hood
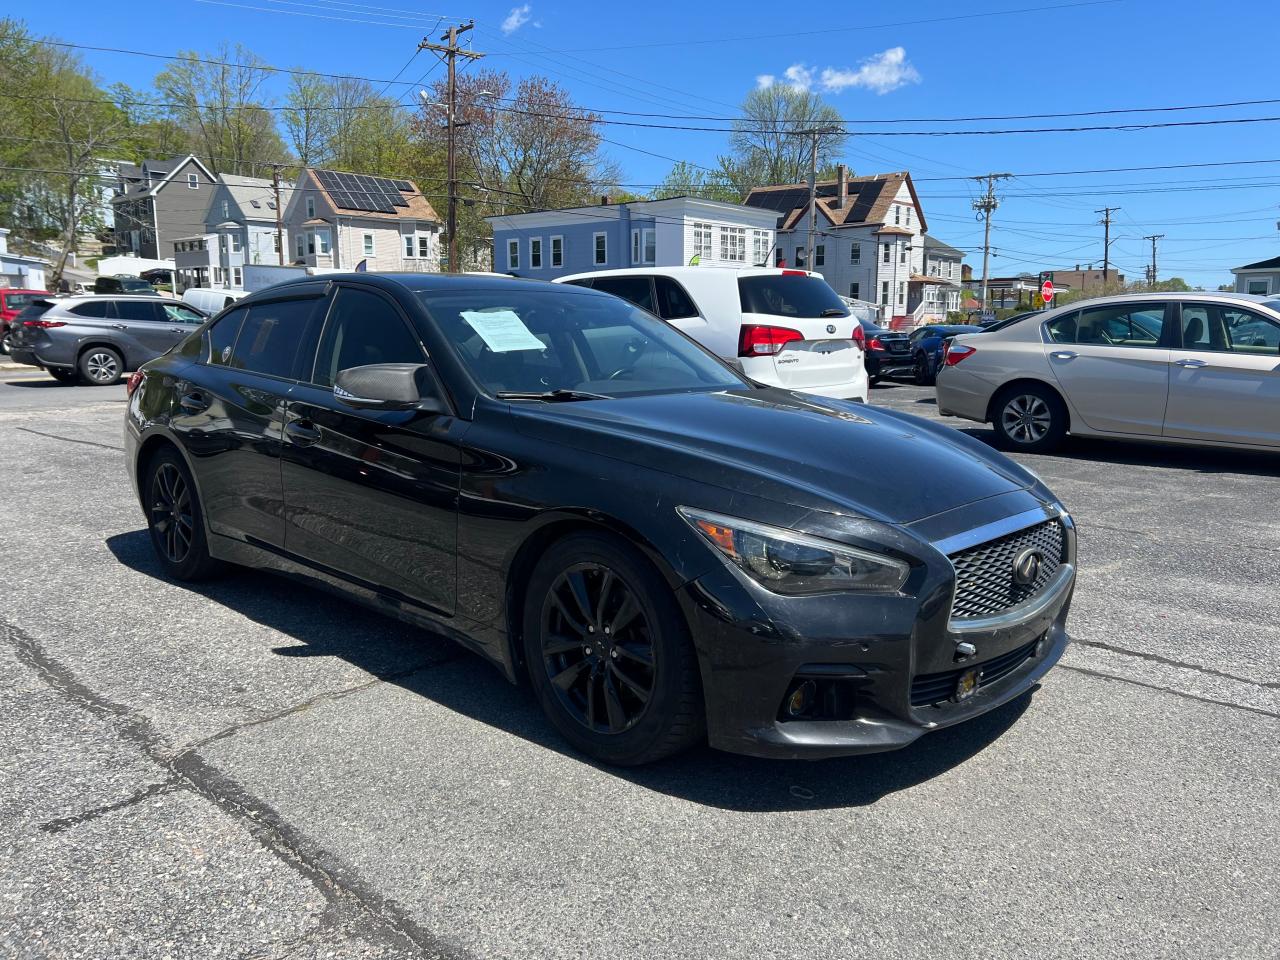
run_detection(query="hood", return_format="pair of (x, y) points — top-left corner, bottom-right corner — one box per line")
(514, 388), (1038, 525)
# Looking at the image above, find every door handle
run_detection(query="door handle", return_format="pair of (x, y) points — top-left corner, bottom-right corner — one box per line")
(1049, 350), (1078, 360)
(285, 420), (322, 446)
(1174, 358), (1208, 368)
(179, 392), (209, 413)
(110, 323), (128, 330)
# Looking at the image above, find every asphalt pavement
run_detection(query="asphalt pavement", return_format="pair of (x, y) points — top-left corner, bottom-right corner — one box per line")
(1, 367), (1276, 960)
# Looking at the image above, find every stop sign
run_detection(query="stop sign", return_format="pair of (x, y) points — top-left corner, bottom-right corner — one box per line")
(1041, 279), (1055, 302)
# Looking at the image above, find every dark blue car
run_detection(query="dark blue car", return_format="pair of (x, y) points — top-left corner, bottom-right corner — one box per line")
(908, 324), (984, 384)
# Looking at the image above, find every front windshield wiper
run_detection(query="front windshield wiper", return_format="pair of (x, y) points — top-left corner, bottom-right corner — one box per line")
(495, 389), (613, 402)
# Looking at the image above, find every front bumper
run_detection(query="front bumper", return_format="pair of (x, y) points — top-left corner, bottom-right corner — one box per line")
(677, 514), (1075, 760)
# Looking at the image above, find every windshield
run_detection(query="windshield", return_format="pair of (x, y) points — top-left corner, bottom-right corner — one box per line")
(738, 275), (848, 319)
(4, 293), (41, 309)
(419, 285), (748, 399)
(120, 278), (154, 292)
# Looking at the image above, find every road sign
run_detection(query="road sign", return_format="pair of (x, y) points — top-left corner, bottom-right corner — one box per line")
(1041, 279), (1055, 303)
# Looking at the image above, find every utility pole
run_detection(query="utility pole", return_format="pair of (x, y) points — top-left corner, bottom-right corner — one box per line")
(1144, 234), (1163, 287)
(972, 173), (1011, 314)
(791, 125), (842, 270)
(1096, 206), (1120, 285)
(271, 164), (285, 266)
(419, 21), (484, 273)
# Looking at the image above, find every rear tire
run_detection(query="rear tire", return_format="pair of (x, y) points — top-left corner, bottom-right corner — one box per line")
(913, 353), (935, 386)
(991, 383), (1068, 453)
(142, 447), (222, 582)
(523, 532), (704, 766)
(79, 346), (123, 386)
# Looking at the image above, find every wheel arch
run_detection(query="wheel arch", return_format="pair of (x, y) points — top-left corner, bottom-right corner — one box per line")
(76, 339), (132, 372)
(985, 376), (1072, 430)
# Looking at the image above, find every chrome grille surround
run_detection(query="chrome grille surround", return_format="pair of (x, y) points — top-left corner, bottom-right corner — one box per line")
(947, 519), (1067, 621)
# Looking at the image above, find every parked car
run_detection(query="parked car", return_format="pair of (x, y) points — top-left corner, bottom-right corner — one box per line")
(93, 275), (159, 296)
(182, 287), (249, 316)
(908, 324), (984, 385)
(936, 292), (1280, 452)
(8, 295), (206, 385)
(0, 288), (49, 354)
(556, 267), (868, 402)
(140, 268), (173, 285)
(125, 273), (1074, 765)
(857, 318), (912, 384)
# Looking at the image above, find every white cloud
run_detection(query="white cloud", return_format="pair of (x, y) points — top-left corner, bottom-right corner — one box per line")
(755, 74), (775, 90)
(782, 63), (814, 93)
(501, 4), (533, 34)
(820, 47), (921, 95)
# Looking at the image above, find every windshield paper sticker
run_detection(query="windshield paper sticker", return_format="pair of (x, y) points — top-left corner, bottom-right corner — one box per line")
(461, 310), (545, 352)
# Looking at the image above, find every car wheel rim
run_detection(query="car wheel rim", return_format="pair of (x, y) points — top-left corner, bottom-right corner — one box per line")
(150, 463), (194, 564)
(1002, 395), (1052, 443)
(540, 563), (656, 735)
(86, 352), (118, 382)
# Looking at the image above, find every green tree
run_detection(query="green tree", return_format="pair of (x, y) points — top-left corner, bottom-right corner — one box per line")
(717, 85), (846, 195)
(282, 73), (336, 167)
(650, 161), (740, 202)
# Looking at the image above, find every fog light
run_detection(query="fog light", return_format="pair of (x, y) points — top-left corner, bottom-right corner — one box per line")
(786, 680), (817, 717)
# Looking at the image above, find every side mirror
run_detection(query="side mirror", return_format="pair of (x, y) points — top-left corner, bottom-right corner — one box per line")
(333, 363), (445, 414)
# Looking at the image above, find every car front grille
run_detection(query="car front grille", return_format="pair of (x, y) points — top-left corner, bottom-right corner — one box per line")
(948, 519), (1066, 620)
(910, 637), (1041, 707)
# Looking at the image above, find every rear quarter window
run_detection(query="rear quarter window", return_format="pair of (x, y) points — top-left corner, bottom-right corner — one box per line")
(207, 306), (249, 365)
(738, 275), (847, 319)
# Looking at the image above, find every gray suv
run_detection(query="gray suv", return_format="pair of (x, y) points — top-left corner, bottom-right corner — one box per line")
(8, 296), (206, 385)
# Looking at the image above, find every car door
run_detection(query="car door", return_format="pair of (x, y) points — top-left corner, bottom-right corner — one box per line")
(1043, 302), (1173, 436)
(112, 299), (174, 363)
(158, 301), (207, 351)
(168, 290), (324, 548)
(281, 284), (460, 616)
(1162, 301), (1280, 447)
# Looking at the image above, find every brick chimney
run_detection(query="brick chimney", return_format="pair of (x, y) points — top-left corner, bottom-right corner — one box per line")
(836, 164), (849, 209)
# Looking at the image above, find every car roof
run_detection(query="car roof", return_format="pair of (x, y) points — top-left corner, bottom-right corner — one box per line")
(1053, 290), (1272, 308)
(52, 294), (179, 304)
(555, 266), (822, 283)
(259, 272), (554, 296)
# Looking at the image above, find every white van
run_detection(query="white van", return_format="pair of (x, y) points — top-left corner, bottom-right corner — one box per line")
(182, 287), (248, 316)
(555, 267), (868, 402)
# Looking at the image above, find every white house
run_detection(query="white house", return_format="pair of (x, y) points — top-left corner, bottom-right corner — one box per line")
(486, 196), (779, 280)
(744, 167), (962, 327)
(281, 168), (441, 273)
(173, 173), (289, 292)
(1231, 255), (1280, 297)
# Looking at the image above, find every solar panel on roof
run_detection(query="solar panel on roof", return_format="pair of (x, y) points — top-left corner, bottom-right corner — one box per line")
(393, 179), (414, 192)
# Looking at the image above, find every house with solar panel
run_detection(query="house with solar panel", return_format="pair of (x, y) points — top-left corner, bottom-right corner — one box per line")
(172, 173), (288, 292)
(281, 168), (442, 274)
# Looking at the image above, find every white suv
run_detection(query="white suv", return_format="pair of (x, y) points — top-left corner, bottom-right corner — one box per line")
(555, 267), (869, 402)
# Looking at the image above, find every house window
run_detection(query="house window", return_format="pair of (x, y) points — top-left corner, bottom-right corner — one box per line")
(752, 229), (770, 265)
(693, 222), (712, 260)
(551, 235), (563, 268)
(631, 229), (641, 265)
(894, 205), (900, 225)
(720, 226), (746, 263)
(305, 196), (315, 218)
(508, 238), (519, 270)
(231, 233), (242, 253)
(187, 173), (198, 189)
(849, 282), (860, 300)
(897, 282), (905, 305)
(530, 237), (543, 269)
(417, 235), (430, 258)
(1246, 279), (1270, 295)
(906, 207), (912, 227)
(643, 228), (656, 265)
(899, 243), (907, 264)
(815, 244), (825, 267)
(273, 233), (281, 253)
(881, 281), (889, 306)
(593, 232), (607, 265)
(404, 234), (414, 258)
(222, 201), (230, 219)
(295, 234), (304, 258)
(631, 228), (654, 265)
(882, 243), (891, 264)
(850, 244), (860, 265)
(363, 233), (375, 257)
(232, 267), (242, 287)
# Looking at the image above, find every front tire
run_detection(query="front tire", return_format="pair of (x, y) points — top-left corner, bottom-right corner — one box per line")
(79, 346), (123, 386)
(992, 383), (1067, 453)
(913, 353), (935, 385)
(143, 447), (222, 581)
(523, 532), (703, 766)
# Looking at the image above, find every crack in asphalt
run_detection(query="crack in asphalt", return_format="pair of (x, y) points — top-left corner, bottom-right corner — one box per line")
(2, 620), (469, 960)
(38, 779), (182, 834)
(14, 425), (125, 452)
(1070, 637), (1280, 690)
(1059, 664), (1280, 720)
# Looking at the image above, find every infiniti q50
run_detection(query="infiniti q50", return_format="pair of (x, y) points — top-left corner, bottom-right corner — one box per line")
(125, 275), (1075, 765)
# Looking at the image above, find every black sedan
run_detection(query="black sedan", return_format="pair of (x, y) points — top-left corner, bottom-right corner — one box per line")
(124, 274), (1075, 765)
(857, 318), (913, 383)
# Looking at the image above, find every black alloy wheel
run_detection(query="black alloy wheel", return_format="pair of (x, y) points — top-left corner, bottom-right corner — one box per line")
(541, 562), (656, 735)
(144, 448), (221, 581)
(0, 328), (11, 355)
(524, 532), (703, 765)
(913, 353), (935, 385)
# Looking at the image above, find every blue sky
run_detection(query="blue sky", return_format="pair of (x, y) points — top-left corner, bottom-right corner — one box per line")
(10, 0), (1280, 287)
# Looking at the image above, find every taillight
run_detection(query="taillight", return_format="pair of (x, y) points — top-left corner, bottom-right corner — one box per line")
(944, 343), (976, 366)
(868, 337), (885, 351)
(738, 324), (804, 357)
(24, 319), (65, 328)
(780, 269), (807, 277)
(126, 370), (144, 398)
(851, 325), (865, 349)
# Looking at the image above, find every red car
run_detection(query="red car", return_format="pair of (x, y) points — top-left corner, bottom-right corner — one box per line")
(1, 289), (50, 354)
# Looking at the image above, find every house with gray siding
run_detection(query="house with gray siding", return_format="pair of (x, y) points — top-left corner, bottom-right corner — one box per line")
(173, 174), (288, 291)
(111, 155), (217, 260)
(1231, 255), (1280, 297)
(485, 197), (779, 281)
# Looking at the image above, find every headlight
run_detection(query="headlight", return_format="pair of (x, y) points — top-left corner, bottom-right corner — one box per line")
(678, 507), (909, 595)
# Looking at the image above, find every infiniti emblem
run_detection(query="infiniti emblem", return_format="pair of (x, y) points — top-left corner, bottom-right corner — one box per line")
(826, 324), (837, 334)
(1012, 548), (1044, 586)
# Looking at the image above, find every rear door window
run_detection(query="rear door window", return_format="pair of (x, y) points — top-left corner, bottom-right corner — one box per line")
(654, 276), (698, 320)
(1075, 304), (1167, 348)
(737, 275), (848, 319)
(589, 276), (656, 313)
(228, 299), (323, 380)
(114, 301), (163, 324)
(162, 303), (205, 325)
